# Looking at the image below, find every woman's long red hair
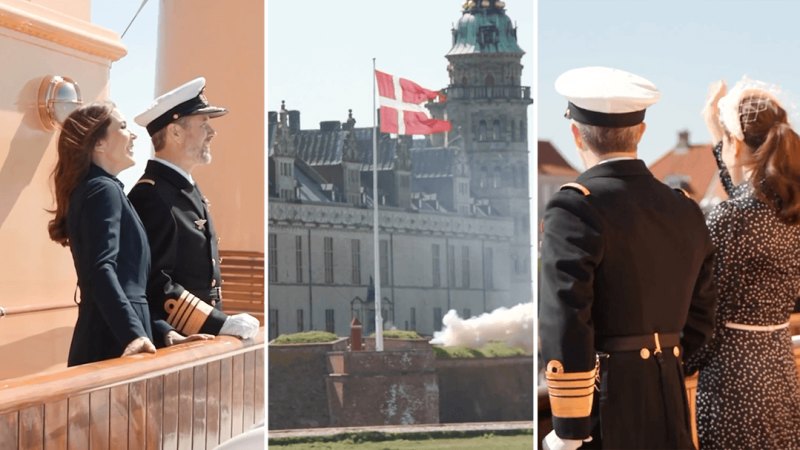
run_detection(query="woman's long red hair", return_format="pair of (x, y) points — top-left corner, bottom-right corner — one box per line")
(48, 102), (114, 246)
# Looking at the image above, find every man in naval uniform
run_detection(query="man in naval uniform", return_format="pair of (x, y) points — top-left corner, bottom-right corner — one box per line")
(540, 67), (717, 450)
(129, 77), (259, 348)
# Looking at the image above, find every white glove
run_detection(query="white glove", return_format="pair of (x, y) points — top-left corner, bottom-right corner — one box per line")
(219, 313), (260, 339)
(542, 430), (589, 450)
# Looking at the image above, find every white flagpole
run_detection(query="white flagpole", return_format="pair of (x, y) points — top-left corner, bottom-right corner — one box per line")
(372, 58), (384, 352)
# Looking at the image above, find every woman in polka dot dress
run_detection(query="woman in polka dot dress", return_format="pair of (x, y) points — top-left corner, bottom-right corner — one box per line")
(687, 78), (800, 449)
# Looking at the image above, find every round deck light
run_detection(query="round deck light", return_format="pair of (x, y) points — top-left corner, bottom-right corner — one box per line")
(38, 75), (82, 130)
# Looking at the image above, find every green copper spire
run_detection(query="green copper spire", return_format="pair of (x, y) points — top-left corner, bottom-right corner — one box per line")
(448, 0), (523, 55)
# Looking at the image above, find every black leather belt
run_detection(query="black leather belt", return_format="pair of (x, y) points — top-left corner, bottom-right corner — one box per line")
(189, 287), (222, 302)
(596, 332), (680, 353)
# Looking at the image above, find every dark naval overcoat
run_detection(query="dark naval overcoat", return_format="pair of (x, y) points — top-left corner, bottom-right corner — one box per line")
(66, 164), (153, 366)
(540, 159), (717, 449)
(128, 160), (227, 347)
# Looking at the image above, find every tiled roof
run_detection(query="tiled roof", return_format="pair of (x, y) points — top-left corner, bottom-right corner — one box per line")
(353, 128), (398, 170)
(538, 140), (579, 176)
(293, 130), (346, 166)
(412, 147), (457, 178)
(649, 143), (726, 204)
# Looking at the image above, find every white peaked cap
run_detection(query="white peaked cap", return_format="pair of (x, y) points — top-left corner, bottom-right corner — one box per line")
(555, 66), (660, 127)
(135, 77), (227, 136)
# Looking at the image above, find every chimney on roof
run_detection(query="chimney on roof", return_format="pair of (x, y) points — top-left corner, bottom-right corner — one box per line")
(676, 130), (690, 154)
(320, 121), (342, 132)
(288, 110), (301, 132)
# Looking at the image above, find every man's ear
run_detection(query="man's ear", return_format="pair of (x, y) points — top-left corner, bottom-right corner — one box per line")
(570, 122), (583, 149)
(168, 122), (183, 142)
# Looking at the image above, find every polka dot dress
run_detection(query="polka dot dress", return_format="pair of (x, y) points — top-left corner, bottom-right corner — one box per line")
(691, 178), (800, 449)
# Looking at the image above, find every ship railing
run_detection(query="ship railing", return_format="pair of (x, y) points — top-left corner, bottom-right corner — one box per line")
(0, 329), (264, 449)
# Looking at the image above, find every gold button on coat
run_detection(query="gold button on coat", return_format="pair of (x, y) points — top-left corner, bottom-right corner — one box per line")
(640, 348), (650, 359)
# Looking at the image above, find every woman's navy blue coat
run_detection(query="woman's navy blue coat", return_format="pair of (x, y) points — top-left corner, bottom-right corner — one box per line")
(65, 164), (153, 366)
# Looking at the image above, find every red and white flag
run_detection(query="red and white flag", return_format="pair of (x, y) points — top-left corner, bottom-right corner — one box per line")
(375, 70), (451, 135)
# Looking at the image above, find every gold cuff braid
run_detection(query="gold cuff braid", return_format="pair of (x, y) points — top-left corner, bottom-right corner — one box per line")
(545, 359), (597, 418)
(164, 290), (213, 335)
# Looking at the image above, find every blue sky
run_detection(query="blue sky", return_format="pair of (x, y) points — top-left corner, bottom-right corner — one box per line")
(91, 0), (159, 188)
(268, 0), (534, 143)
(539, 0), (800, 170)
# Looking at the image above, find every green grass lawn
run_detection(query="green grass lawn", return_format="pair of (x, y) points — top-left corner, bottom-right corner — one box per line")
(270, 433), (533, 449)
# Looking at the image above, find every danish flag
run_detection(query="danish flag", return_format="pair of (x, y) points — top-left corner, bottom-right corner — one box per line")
(375, 70), (451, 135)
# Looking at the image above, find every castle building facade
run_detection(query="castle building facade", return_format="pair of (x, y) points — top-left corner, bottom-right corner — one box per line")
(267, 0), (531, 338)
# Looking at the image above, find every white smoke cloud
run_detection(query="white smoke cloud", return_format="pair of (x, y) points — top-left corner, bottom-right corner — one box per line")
(429, 302), (534, 353)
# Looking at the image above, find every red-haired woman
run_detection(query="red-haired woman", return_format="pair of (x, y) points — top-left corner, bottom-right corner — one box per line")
(48, 102), (156, 366)
(689, 79), (800, 448)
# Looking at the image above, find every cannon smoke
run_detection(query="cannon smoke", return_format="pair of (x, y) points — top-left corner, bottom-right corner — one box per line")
(430, 302), (534, 353)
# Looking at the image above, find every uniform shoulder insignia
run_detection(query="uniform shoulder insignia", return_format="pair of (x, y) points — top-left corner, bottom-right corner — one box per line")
(674, 188), (690, 198)
(559, 182), (590, 196)
(135, 179), (156, 186)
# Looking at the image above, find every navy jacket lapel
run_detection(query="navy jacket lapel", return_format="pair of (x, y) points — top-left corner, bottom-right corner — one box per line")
(145, 160), (205, 217)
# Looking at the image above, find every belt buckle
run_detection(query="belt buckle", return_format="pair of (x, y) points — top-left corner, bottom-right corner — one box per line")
(640, 332), (663, 360)
(653, 332), (663, 356)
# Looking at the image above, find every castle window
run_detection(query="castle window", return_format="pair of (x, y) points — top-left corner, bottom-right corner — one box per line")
(295, 236), (303, 283)
(325, 309), (335, 333)
(351, 239), (361, 285)
(492, 120), (501, 140)
(296, 309), (304, 332)
(448, 245), (456, 287)
(462, 246), (470, 288)
(268, 233), (278, 282)
(324, 237), (334, 284)
(485, 247), (494, 289)
(510, 121), (516, 141)
(269, 309), (279, 340)
(478, 120), (487, 140)
(380, 240), (390, 286)
(432, 244), (441, 287)
(484, 73), (495, 87)
(478, 25), (498, 47)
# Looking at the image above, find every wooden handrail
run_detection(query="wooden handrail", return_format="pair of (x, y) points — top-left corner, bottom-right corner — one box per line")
(0, 329), (264, 415)
(219, 250), (265, 259)
(0, 302), (76, 317)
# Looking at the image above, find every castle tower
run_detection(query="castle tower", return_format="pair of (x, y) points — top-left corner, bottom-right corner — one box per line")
(430, 0), (532, 305)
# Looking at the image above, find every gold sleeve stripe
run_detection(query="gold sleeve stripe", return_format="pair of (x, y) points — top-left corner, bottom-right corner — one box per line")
(174, 293), (198, 331)
(546, 373), (595, 382)
(172, 291), (193, 329)
(135, 179), (156, 186)
(559, 182), (590, 196)
(549, 394), (594, 418)
(545, 359), (596, 419)
(549, 386), (595, 397)
(546, 378), (596, 389)
(164, 290), (213, 336)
